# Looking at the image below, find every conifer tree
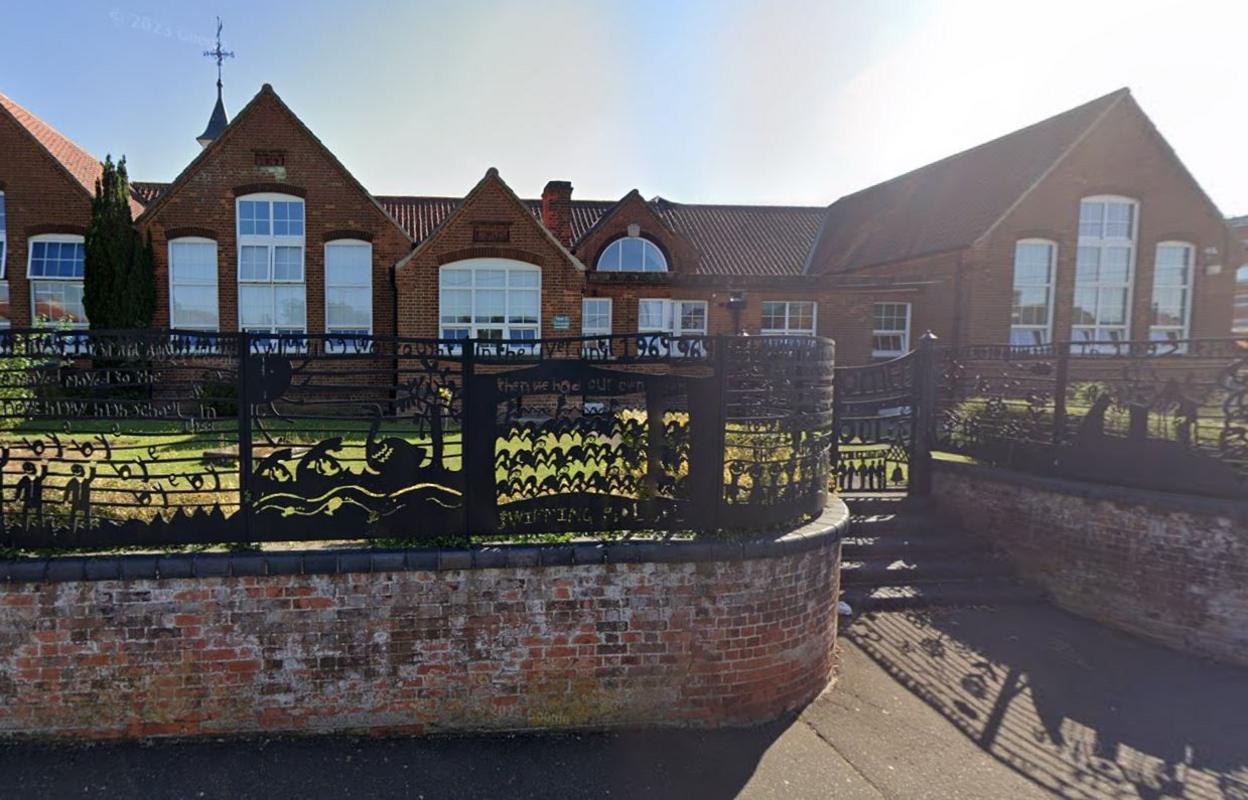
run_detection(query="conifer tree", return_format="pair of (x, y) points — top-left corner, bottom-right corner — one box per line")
(83, 156), (154, 329)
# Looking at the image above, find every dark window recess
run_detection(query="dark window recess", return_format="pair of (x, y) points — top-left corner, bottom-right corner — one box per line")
(473, 222), (511, 243)
(254, 150), (286, 167)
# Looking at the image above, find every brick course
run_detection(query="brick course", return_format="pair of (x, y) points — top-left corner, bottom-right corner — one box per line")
(0, 508), (844, 738)
(933, 461), (1248, 667)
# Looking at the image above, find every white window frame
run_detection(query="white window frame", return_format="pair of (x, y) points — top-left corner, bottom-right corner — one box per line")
(0, 191), (8, 327)
(1236, 265), (1248, 334)
(581, 297), (612, 337)
(236, 193), (306, 337)
(1009, 239), (1057, 347)
(597, 237), (669, 273)
(638, 298), (707, 336)
(760, 300), (817, 336)
(871, 302), (911, 358)
(438, 258), (542, 352)
(1073, 195), (1138, 350)
(167, 237), (219, 332)
(324, 239), (373, 352)
(27, 233), (87, 328)
(1149, 241), (1195, 348)
(0, 190), (7, 278)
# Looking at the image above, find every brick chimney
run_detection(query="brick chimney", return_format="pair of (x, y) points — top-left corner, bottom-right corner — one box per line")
(541, 180), (574, 247)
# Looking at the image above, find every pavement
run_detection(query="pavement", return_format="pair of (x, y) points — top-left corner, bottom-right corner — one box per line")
(3, 603), (1247, 799)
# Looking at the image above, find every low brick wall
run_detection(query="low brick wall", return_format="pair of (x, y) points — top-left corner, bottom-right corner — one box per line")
(0, 503), (847, 738)
(933, 461), (1248, 666)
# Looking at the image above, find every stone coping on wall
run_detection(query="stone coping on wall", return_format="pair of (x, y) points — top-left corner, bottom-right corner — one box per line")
(933, 458), (1248, 523)
(0, 501), (850, 584)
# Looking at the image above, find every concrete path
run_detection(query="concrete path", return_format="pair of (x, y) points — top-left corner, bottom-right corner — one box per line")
(3, 604), (1247, 799)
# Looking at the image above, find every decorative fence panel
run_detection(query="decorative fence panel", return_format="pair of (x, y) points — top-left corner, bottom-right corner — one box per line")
(0, 330), (836, 550)
(935, 338), (1248, 499)
(832, 352), (918, 493)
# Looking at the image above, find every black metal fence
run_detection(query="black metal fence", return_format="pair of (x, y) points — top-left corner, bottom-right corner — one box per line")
(934, 337), (1248, 499)
(0, 329), (835, 550)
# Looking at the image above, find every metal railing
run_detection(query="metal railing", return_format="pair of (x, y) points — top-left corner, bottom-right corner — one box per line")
(0, 329), (835, 550)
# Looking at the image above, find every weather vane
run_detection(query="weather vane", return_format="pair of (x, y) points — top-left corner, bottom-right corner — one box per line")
(202, 17), (235, 90)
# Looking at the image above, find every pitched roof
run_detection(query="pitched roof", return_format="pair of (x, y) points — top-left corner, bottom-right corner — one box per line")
(0, 91), (145, 217)
(378, 194), (823, 276)
(135, 84), (412, 244)
(805, 88), (1130, 275)
(131, 186), (821, 276)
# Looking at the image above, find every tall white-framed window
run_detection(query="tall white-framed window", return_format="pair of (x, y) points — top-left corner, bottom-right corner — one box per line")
(0, 192), (8, 327)
(1149, 241), (1195, 348)
(1073, 196), (1137, 350)
(324, 239), (373, 352)
(1010, 239), (1056, 346)
(439, 258), (541, 352)
(871, 302), (911, 358)
(582, 297), (612, 337)
(27, 234), (87, 327)
(1236, 264), (1248, 333)
(597, 237), (668, 272)
(237, 193), (306, 337)
(168, 237), (219, 331)
(0, 191), (7, 278)
(760, 300), (816, 336)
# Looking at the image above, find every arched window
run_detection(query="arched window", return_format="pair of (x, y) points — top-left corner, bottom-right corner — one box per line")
(168, 237), (219, 331)
(1149, 241), (1194, 347)
(596, 236), (667, 272)
(1010, 239), (1056, 346)
(27, 233), (86, 327)
(236, 193), (305, 336)
(439, 258), (541, 345)
(1073, 195), (1137, 350)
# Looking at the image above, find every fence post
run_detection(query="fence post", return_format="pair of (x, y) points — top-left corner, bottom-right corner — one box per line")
(909, 331), (939, 496)
(236, 331), (254, 542)
(1052, 341), (1070, 446)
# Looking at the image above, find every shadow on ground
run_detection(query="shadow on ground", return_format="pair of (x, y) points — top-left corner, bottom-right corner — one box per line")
(0, 719), (801, 800)
(845, 605), (1248, 799)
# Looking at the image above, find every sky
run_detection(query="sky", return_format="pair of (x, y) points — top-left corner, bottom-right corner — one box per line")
(3, 0), (1247, 214)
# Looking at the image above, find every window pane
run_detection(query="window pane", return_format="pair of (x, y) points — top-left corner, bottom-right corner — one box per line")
(475, 289), (505, 323)
(789, 301), (815, 332)
(638, 300), (668, 331)
(1075, 247), (1099, 282)
(1105, 202), (1133, 238)
(1098, 288), (1127, 324)
(509, 269), (539, 288)
(33, 280), (86, 325)
(273, 246), (303, 281)
(239, 200), (269, 236)
(1079, 201), (1104, 238)
(620, 238), (644, 270)
(274, 285), (306, 326)
(1013, 242), (1053, 285)
(325, 244), (371, 285)
(476, 269), (506, 288)
(440, 289), (471, 324)
(678, 302), (706, 334)
(582, 299), (610, 333)
(596, 241), (621, 271)
(327, 286), (371, 328)
(240, 246), (270, 281)
(239, 285), (274, 326)
(1154, 245), (1190, 287)
(272, 201), (304, 236)
(172, 286), (219, 329)
(761, 301), (785, 331)
(441, 269), (471, 287)
(170, 241), (217, 284)
(642, 241), (667, 272)
(28, 239), (85, 278)
(1012, 287), (1050, 326)
(1101, 247), (1130, 283)
(509, 289), (539, 324)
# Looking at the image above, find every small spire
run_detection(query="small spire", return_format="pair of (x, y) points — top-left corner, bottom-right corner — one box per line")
(197, 17), (235, 148)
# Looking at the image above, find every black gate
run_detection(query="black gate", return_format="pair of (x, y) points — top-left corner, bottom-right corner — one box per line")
(832, 335), (938, 494)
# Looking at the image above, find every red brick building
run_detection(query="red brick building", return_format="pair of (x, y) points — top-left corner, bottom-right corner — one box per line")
(1, 84), (1242, 363)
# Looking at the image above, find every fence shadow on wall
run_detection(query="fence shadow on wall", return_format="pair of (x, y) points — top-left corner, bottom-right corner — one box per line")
(934, 337), (1248, 499)
(0, 329), (834, 551)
